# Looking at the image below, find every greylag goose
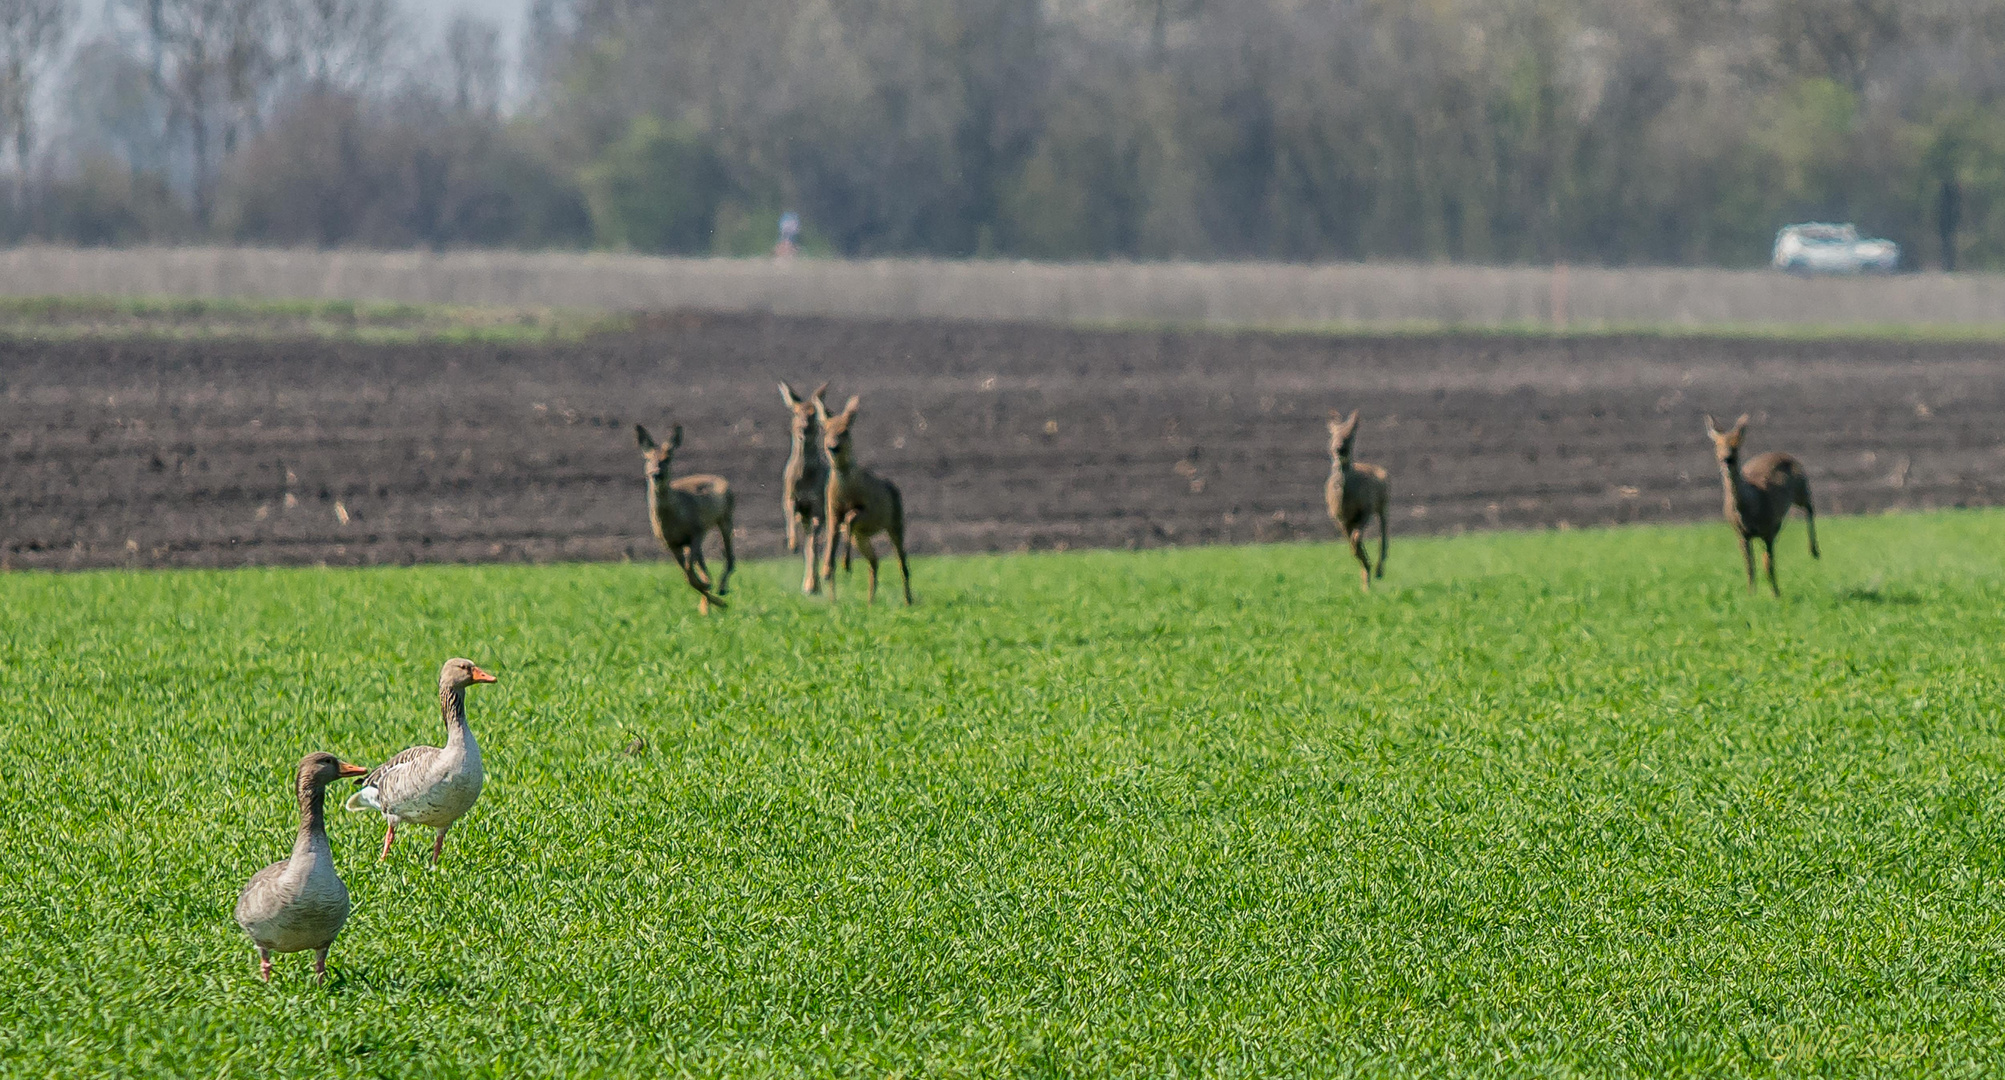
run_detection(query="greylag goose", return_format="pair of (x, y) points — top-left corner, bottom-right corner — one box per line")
(345, 658), (495, 866)
(234, 752), (371, 983)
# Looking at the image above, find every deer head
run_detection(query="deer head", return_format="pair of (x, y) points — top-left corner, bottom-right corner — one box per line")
(818, 394), (861, 468)
(1704, 413), (1749, 467)
(779, 381), (829, 446)
(635, 423), (682, 484)
(1328, 409), (1360, 466)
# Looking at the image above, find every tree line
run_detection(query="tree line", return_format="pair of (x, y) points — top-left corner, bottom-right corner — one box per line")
(12, 0), (2005, 268)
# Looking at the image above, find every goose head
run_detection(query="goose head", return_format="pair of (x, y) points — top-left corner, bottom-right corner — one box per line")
(297, 751), (369, 790)
(439, 658), (498, 691)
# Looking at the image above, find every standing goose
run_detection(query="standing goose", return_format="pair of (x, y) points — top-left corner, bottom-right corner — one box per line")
(235, 752), (371, 983)
(345, 658), (496, 866)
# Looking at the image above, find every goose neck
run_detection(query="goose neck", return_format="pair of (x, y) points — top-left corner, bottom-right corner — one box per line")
(294, 776), (330, 851)
(441, 683), (474, 747)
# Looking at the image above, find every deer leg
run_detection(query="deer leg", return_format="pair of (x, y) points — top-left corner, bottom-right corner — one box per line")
(1763, 538), (1780, 598)
(785, 506), (800, 553)
(674, 547), (722, 614)
(802, 516), (822, 594)
(891, 527), (913, 606)
(1375, 507), (1389, 579)
(1739, 535), (1756, 593)
(855, 534), (882, 605)
(821, 509), (842, 600)
(1348, 528), (1372, 592)
(687, 541), (713, 589)
(1801, 490), (1821, 559)
(838, 511), (860, 576)
(673, 547), (702, 614)
(715, 519), (736, 595)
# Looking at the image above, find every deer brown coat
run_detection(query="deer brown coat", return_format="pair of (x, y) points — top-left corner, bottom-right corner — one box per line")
(1705, 413), (1820, 597)
(818, 395), (912, 605)
(637, 423), (735, 614)
(1325, 409), (1390, 591)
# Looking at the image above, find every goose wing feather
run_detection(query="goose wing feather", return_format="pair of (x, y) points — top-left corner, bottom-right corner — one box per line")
(360, 744), (439, 787)
(234, 858), (291, 926)
(357, 744), (442, 805)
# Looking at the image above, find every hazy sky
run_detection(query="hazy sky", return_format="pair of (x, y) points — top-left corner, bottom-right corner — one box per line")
(421, 0), (528, 43)
(80, 0), (532, 58)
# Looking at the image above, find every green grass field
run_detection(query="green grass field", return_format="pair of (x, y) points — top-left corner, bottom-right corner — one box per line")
(2, 512), (2003, 1077)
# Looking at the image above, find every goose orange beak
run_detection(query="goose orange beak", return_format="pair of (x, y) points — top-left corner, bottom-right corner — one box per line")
(470, 666), (498, 683)
(337, 761), (370, 778)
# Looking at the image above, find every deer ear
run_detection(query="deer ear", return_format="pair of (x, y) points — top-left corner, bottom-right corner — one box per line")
(1704, 414), (1721, 436)
(779, 382), (801, 408)
(670, 425), (683, 450)
(1732, 414), (1750, 435)
(812, 381), (829, 402)
(635, 424), (655, 451)
(841, 395), (860, 419)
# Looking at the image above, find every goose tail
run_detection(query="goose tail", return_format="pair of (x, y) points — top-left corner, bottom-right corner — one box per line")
(345, 785), (382, 813)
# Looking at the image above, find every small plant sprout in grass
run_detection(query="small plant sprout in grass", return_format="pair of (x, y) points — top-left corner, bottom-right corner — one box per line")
(0, 510), (2002, 1075)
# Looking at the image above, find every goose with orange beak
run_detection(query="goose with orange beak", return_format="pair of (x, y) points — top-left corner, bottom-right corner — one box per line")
(346, 658), (497, 867)
(236, 752), (373, 983)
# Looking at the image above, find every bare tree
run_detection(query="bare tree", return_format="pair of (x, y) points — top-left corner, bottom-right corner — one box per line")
(443, 12), (503, 116)
(116, 0), (285, 225)
(284, 0), (398, 94)
(0, 0), (68, 171)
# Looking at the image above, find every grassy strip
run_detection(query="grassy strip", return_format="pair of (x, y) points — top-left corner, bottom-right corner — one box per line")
(0, 294), (634, 344)
(0, 511), (2003, 1076)
(3, 292), (2004, 345)
(1080, 316), (2005, 343)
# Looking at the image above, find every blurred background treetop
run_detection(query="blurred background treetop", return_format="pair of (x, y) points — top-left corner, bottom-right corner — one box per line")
(11, 0), (2005, 269)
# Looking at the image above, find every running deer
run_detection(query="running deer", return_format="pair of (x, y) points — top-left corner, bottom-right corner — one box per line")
(1705, 413), (1819, 597)
(818, 394), (913, 605)
(779, 381), (830, 594)
(635, 423), (735, 614)
(1325, 409), (1390, 591)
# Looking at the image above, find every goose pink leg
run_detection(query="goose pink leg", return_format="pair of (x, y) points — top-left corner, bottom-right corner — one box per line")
(257, 948), (273, 982)
(379, 819), (397, 859)
(430, 825), (451, 866)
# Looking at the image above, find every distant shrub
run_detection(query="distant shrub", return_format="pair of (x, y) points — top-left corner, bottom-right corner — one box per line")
(580, 116), (731, 255)
(215, 92), (593, 250)
(31, 156), (193, 246)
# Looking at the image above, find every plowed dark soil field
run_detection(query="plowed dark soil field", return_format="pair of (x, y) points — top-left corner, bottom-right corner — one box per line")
(5, 313), (2003, 571)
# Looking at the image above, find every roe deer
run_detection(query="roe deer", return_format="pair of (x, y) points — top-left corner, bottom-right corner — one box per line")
(636, 423), (735, 614)
(779, 381), (830, 594)
(818, 395), (912, 605)
(1705, 413), (1819, 597)
(1325, 409), (1390, 591)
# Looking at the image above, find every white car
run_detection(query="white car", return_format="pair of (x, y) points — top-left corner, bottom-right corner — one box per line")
(1771, 223), (1899, 273)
